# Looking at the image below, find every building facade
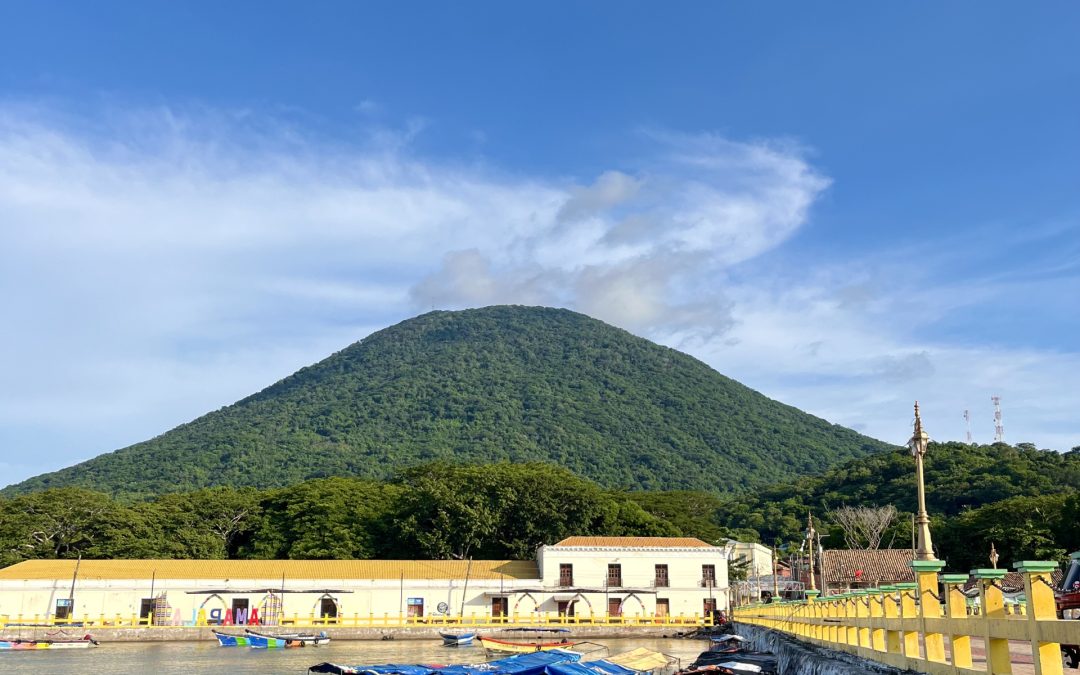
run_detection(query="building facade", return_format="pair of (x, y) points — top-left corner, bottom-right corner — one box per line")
(0, 536), (731, 626)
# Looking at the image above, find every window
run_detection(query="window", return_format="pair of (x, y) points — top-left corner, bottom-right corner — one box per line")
(654, 564), (669, 587)
(607, 563), (622, 587)
(702, 564), (716, 587)
(491, 596), (508, 617)
(559, 563), (574, 586)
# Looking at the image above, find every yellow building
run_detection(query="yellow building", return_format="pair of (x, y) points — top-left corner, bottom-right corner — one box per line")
(0, 536), (732, 626)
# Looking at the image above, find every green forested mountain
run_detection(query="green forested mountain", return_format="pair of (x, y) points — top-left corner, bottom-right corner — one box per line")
(5, 306), (891, 499)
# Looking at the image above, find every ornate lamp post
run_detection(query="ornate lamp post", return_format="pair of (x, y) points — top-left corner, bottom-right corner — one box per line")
(909, 401), (937, 561)
(990, 542), (999, 569)
(805, 512), (818, 592)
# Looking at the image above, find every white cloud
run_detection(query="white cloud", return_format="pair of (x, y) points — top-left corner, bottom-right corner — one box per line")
(0, 103), (1076, 486)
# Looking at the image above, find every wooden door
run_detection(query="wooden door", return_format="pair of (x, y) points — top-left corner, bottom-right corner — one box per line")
(491, 596), (508, 617)
(608, 598), (622, 617)
(655, 599), (669, 618)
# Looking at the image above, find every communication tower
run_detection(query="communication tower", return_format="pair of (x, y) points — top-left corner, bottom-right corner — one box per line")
(992, 395), (1004, 443)
(963, 409), (973, 444)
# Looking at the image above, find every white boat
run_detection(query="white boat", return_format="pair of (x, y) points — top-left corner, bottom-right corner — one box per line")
(439, 630), (476, 646)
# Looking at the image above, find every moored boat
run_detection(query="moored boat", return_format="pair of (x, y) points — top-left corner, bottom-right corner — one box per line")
(246, 628), (330, 648)
(0, 633), (98, 650)
(211, 629), (250, 646)
(477, 628), (575, 654)
(438, 630), (476, 646)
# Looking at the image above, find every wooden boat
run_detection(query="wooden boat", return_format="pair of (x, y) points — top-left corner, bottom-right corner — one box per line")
(0, 633), (98, 650)
(477, 628), (575, 654)
(438, 630), (476, 646)
(212, 629), (250, 646)
(246, 628), (330, 648)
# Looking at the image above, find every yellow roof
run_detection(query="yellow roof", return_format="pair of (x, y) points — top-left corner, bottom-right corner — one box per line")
(0, 559), (538, 581)
(552, 536), (715, 549)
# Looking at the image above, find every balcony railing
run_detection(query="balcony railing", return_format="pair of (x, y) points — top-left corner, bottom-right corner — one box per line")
(700, 578), (716, 588)
(606, 577), (623, 588)
(559, 576), (574, 587)
(654, 578), (670, 588)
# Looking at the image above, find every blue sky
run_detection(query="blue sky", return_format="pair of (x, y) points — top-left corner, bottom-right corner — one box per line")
(1, 2), (1078, 486)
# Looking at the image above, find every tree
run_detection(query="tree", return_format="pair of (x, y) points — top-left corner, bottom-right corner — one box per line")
(828, 505), (897, 549)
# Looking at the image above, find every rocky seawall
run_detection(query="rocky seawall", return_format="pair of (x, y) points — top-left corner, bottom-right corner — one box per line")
(734, 623), (921, 675)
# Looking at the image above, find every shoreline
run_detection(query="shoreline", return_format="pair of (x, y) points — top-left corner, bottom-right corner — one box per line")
(12, 625), (693, 643)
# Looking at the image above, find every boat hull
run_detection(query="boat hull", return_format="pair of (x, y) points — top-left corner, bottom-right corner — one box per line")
(212, 630), (250, 647)
(245, 629), (330, 648)
(0, 638), (96, 650)
(478, 636), (576, 653)
(439, 631), (476, 646)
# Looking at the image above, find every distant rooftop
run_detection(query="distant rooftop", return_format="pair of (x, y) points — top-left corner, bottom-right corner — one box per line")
(552, 537), (715, 549)
(0, 559), (537, 581)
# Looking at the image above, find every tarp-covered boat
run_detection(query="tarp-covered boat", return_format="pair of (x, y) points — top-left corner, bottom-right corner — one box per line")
(309, 646), (582, 675)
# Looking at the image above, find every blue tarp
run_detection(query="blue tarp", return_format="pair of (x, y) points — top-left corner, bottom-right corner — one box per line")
(310, 647), (584, 675)
(547, 661), (636, 675)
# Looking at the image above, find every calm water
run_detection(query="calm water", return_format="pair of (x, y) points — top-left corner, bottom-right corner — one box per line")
(0, 636), (713, 674)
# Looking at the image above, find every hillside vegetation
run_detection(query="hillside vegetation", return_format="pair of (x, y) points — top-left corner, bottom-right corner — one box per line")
(5, 306), (891, 499)
(1, 448), (1076, 574)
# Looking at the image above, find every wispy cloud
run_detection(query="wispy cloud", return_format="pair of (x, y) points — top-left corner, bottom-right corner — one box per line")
(0, 103), (1076, 485)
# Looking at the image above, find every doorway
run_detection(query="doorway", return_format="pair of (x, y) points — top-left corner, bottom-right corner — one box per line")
(320, 597), (338, 621)
(407, 597), (424, 618)
(491, 596), (508, 619)
(139, 598), (155, 624)
(655, 598), (669, 618)
(607, 598), (622, 617)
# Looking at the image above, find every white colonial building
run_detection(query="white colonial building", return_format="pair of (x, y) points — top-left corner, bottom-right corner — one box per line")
(0, 536), (732, 627)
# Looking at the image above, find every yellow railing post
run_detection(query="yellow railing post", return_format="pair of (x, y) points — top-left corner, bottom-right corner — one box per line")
(1016, 560), (1063, 675)
(911, 559), (946, 663)
(853, 590), (871, 649)
(868, 588), (886, 652)
(895, 582), (921, 659)
(973, 568), (1012, 675)
(941, 573), (973, 668)
(845, 594), (858, 648)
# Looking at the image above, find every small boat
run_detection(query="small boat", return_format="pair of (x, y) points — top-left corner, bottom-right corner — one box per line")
(477, 628), (575, 654)
(438, 630), (476, 646)
(212, 629), (250, 647)
(246, 628), (330, 648)
(0, 633), (98, 650)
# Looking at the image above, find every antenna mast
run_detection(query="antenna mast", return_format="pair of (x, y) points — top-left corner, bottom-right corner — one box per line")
(992, 395), (1004, 443)
(963, 409), (973, 444)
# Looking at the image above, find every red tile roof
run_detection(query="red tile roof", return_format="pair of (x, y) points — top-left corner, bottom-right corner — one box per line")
(821, 549), (915, 585)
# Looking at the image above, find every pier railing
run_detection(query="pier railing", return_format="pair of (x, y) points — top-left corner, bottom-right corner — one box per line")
(1, 611), (711, 630)
(733, 560), (1073, 675)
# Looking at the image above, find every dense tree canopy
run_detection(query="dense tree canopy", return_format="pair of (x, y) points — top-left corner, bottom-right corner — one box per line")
(3, 306), (892, 500)
(0, 446), (1076, 576)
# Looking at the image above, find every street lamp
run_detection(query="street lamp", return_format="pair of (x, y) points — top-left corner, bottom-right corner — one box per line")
(909, 401), (937, 561)
(805, 512), (817, 592)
